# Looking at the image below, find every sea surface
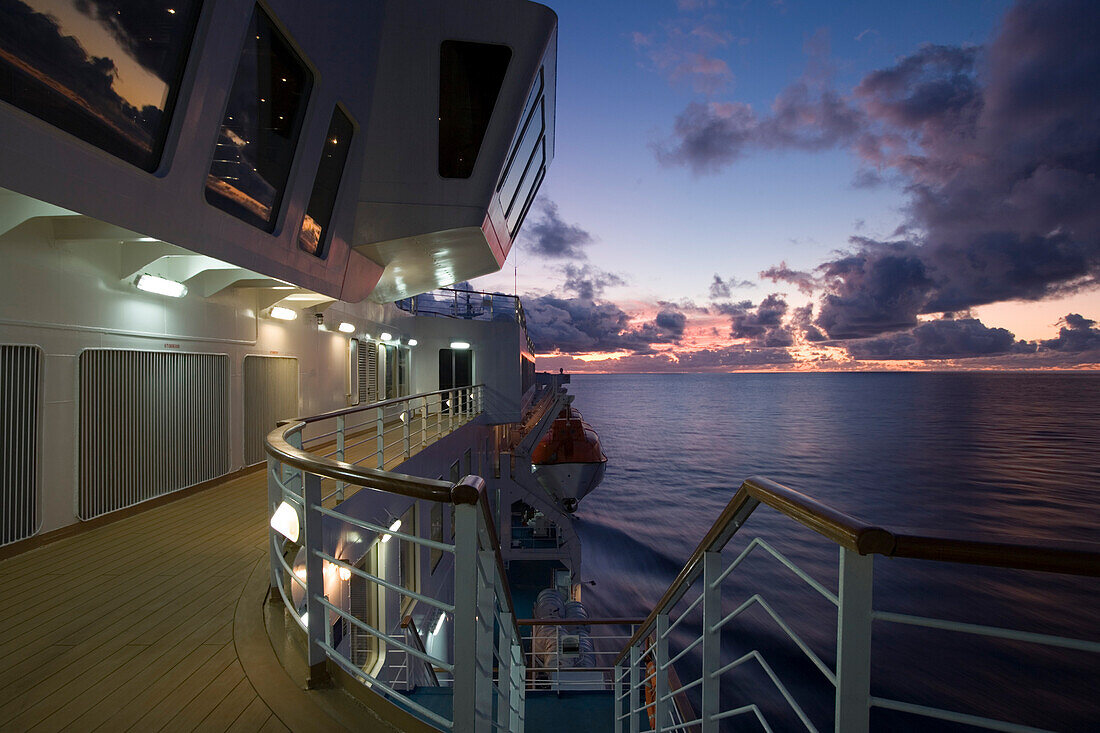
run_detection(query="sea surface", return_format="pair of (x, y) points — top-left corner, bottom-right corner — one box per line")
(565, 372), (1100, 731)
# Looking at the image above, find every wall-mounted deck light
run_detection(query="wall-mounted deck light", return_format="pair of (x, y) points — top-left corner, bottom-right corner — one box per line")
(270, 501), (300, 542)
(338, 322), (355, 333)
(380, 332), (393, 341)
(450, 341), (470, 349)
(407, 339), (418, 346)
(269, 306), (297, 321)
(338, 564), (352, 581)
(135, 274), (187, 298)
(381, 518), (402, 543)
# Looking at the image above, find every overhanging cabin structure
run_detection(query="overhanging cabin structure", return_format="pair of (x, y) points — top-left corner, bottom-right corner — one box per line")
(2, 2), (1098, 732)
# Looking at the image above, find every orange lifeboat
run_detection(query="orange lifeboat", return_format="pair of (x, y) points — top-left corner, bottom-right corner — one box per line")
(531, 408), (607, 512)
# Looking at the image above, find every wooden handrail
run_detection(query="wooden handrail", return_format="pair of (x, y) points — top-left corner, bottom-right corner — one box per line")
(264, 386), (485, 501)
(265, 419), (454, 502)
(614, 475), (1100, 665)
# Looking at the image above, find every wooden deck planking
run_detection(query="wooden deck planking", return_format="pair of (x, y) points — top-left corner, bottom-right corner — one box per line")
(0, 467), (283, 733)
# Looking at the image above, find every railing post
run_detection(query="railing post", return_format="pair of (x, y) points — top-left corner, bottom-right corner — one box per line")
(835, 547), (874, 733)
(402, 408), (410, 459)
(497, 612), (513, 731)
(447, 390), (454, 433)
(477, 550), (496, 725)
(420, 396), (427, 449)
(614, 661), (624, 733)
(336, 415), (345, 501)
(629, 644), (641, 733)
(303, 472), (330, 687)
(511, 641), (525, 732)
(655, 615), (670, 731)
(375, 406), (384, 469)
(285, 430), (302, 492)
(266, 454), (282, 594)
(453, 502), (478, 733)
(702, 551), (722, 732)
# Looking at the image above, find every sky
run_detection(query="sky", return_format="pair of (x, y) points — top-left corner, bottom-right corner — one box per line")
(470, 0), (1100, 372)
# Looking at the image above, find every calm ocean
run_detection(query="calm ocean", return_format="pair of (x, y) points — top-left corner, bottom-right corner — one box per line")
(565, 372), (1100, 731)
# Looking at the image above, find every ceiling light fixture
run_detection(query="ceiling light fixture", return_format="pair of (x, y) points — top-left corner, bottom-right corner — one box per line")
(135, 274), (186, 298)
(269, 306), (297, 321)
(338, 322), (355, 333)
(450, 341), (470, 349)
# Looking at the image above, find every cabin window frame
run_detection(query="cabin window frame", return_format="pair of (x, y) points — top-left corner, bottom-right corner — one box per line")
(203, 3), (314, 232)
(297, 103), (356, 258)
(438, 39), (513, 179)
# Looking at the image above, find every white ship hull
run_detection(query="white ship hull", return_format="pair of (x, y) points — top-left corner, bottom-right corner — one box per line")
(532, 460), (607, 512)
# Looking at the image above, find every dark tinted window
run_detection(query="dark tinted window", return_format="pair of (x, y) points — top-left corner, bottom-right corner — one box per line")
(206, 6), (311, 230)
(438, 40), (511, 178)
(0, 0), (202, 171)
(299, 106), (353, 256)
(507, 139), (545, 234)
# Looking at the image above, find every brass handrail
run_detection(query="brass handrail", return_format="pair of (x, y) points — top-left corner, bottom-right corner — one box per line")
(266, 418), (454, 501)
(614, 475), (1100, 665)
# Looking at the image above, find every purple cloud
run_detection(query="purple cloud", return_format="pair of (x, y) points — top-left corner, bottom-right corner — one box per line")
(659, 0), (1100, 345)
(708, 274), (753, 299)
(847, 317), (1033, 359)
(1039, 313), (1100, 353)
(522, 201), (594, 260)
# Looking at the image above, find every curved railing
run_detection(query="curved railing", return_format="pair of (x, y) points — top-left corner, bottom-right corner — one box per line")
(612, 477), (1100, 733)
(264, 385), (527, 732)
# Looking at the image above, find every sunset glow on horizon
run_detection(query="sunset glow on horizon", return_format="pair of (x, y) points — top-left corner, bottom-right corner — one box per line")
(472, 0), (1100, 373)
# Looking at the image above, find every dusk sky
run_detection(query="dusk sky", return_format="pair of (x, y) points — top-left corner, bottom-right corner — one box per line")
(471, 0), (1100, 372)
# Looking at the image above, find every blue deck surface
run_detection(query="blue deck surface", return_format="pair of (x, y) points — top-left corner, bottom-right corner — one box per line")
(404, 688), (619, 731)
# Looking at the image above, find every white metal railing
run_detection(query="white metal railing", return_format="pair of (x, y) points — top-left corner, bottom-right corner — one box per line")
(613, 477), (1100, 733)
(519, 619), (644, 693)
(293, 385), (482, 503)
(265, 387), (527, 732)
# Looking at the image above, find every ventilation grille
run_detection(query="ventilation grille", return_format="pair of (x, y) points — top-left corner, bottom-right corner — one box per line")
(359, 341), (378, 404)
(1, 345), (42, 546)
(78, 350), (230, 520)
(244, 355), (300, 465)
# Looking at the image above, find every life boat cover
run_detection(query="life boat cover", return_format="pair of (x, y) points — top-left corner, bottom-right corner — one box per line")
(531, 416), (607, 466)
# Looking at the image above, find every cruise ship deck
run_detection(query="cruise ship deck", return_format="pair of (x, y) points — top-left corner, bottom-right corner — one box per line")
(0, 416), (431, 733)
(0, 468), (310, 732)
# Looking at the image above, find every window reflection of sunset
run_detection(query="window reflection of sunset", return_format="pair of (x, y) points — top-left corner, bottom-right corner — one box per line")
(34, 0), (169, 111)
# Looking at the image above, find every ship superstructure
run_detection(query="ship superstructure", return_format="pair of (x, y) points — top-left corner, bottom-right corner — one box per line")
(1, 2), (1098, 733)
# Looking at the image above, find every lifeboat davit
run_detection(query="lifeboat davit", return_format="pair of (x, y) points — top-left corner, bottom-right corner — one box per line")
(531, 408), (607, 513)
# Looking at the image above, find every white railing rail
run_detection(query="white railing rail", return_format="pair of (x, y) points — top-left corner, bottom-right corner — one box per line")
(613, 476), (1100, 733)
(290, 385), (483, 503)
(264, 389), (526, 732)
(518, 618), (646, 693)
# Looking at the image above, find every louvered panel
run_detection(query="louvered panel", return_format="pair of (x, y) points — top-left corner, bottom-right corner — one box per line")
(78, 349), (230, 520)
(365, 341), (378, 403)
(1, 345), (42, 546)
(243, 355), (300, 465)
(357, 340), (368, 405)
